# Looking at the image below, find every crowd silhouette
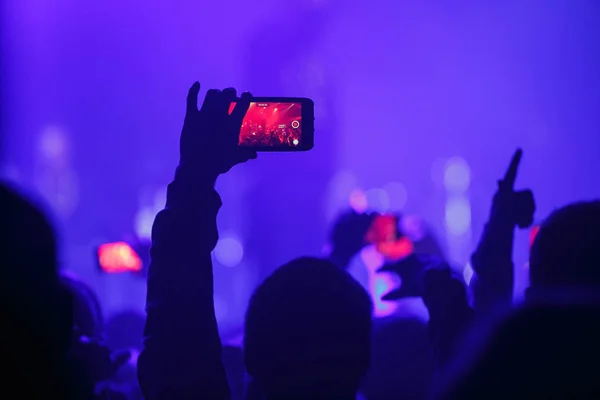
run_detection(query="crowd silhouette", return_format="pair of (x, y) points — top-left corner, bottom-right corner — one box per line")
(1, 82), (599, 399)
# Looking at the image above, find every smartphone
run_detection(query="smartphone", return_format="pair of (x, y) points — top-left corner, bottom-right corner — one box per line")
(229, 97), (314, 151)
(96, 242), (142, 273)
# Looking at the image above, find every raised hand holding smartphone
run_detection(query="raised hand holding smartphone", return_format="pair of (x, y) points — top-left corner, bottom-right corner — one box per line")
(496, 149), (536, 229)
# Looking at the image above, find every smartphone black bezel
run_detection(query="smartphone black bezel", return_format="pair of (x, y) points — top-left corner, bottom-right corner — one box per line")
(236, 96), (314, 152)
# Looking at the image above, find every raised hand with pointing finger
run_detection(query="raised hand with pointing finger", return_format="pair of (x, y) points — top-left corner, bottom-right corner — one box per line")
(491, 149), (536, 229)
(470, 149), (536, 313)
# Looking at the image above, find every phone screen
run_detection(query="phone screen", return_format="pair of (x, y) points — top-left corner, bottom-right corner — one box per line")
(229, 99), (311, 150)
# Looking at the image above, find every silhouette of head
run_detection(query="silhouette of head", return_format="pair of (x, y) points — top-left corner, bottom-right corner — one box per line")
(59, 272), (104, 339)
(441, 304), (600, 399)
(529, 201), (600, 297)
(106, 311), (146, 351)
(244, 257), (372, 398)
(362, 317), (433, 400)
(0, 184), (58, 301)
(0, 183), (73, 395)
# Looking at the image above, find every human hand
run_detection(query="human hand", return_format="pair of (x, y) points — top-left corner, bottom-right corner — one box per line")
(491, 149), (535, 229)
(70, 334), (131, 384)
(381, 255), (468, 317)
(179, 83), (257, 185)
(380, 254), (447, 300)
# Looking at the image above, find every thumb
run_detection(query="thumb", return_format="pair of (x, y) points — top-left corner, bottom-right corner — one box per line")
(186, 82), (201, 115)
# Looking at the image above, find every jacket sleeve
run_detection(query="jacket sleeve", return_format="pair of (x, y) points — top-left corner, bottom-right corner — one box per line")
(470, 220), (515, 314)
(423, 269), (475, 379)
(137, 167), (230, 400)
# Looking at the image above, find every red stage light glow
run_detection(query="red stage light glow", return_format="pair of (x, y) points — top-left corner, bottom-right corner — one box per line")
(98, 242), (142, 273)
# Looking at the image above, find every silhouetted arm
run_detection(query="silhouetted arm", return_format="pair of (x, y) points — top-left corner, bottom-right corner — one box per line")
(470, 149), (535, 314)
(422, 267), (475, 379)
(137, 167), (229, 400)
(470, 219), (515, 313)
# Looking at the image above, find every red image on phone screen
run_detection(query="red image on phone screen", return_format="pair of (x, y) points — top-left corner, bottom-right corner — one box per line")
(229, 102), (302, 148)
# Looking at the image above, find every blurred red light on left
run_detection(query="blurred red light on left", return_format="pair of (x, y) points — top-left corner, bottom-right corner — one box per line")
(98, 242), (142, 273)
(529, 225), (540, 249)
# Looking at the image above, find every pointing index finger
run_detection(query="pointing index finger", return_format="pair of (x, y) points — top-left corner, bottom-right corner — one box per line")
(186, 82), (200, 115)
(502, 148), (523, 189)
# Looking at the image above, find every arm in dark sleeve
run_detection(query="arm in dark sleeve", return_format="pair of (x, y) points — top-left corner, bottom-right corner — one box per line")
(470, 219), (514, 314)
(137, 167), (230, 400)
(422, 269), (475, 383)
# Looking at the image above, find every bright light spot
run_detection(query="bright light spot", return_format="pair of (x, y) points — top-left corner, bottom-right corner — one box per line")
(372, 272), (399, 317)
(214, 297), (228, 321)
(443, 157), (471, 193)
(463, 262), (474, 285)
(153, 187), (167, 209)
(293, 139), (299, 145)
(400, 215), (426, 242)
(349, 189), (367, 213)
(359, 247), (399, 316)
(135, 186), (166, 240)
(430, 157), (447, 187)
(324, 170), (358, 223)
(444, 197), (472, 236)
(365, 188), (390, 213)
(382, 182), (408, 211)
(328, 171), (358, 203)
(135, 207), (155, 240)
(128, 349), (140, 365)
(98, 242), (142, 273)
(38, 125), (68, 160)
(34, 168), (79, 218)
(215, 235), (244, 267)
(360, 245), (385, 272)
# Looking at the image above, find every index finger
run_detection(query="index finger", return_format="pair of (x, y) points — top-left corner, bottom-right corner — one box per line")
(502, 148), (523, 189)
(230, 91), (252, 126)
(229, 91), (252, 140)
(186, 82), (201, 115)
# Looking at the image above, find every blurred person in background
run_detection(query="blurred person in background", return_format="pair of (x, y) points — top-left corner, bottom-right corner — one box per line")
(59, 271), (133, 399)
